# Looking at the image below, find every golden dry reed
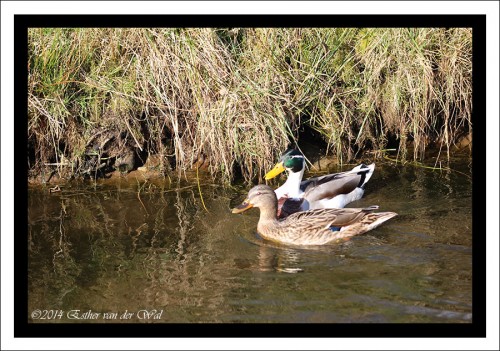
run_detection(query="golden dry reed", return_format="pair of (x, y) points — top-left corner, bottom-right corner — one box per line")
(28, 28), (472, 183)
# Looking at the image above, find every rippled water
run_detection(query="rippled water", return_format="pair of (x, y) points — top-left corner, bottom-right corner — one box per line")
(27, 159), (472, 324)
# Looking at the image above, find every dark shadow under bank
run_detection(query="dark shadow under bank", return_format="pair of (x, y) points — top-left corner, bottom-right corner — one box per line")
(26, 141), (473, 187)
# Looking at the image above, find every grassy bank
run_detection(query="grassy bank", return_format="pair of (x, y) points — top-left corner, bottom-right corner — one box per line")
(28, 28), (472, 184)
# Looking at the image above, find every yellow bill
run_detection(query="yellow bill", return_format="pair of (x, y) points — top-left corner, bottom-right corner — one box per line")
(264, 162), (286, 180)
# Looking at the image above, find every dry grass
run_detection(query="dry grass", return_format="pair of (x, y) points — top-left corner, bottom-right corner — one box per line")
(28, 28), (472, 183)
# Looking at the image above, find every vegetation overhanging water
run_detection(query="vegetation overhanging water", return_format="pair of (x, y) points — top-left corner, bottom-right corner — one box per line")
(28, 28), (472, 184)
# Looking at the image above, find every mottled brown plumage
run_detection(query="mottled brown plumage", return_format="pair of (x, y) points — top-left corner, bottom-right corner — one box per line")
(232, 185), (398, 246)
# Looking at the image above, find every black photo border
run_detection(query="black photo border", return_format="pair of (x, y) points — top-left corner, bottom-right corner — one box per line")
(14, 14), (486, 339)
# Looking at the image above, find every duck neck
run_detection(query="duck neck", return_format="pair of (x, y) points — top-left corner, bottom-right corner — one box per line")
(256, 203), (280, 229)
(281, 167), (304, 198)
(257, 203), (279, 221)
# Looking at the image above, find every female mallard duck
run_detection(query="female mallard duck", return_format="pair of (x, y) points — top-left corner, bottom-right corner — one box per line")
(265, 149), (375, 218)
(232, 185), (397, 246)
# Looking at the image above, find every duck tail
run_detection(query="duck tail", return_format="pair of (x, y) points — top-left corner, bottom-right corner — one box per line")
(335, 211), (397, 240)
(364, 211), (398, 231)
(349, 163), (375, 188)
(357, 163), (375, 187)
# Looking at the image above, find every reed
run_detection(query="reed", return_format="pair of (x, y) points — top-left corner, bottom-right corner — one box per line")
(28, 28), (472, 183)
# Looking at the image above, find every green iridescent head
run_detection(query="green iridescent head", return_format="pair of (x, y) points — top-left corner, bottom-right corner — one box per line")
(265, 149), (305, 180)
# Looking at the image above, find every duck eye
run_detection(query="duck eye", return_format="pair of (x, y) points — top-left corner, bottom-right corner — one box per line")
(256, 192), (261, 196)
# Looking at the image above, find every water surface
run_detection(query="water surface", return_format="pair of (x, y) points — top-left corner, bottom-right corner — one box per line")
(27, 159), (473, 324)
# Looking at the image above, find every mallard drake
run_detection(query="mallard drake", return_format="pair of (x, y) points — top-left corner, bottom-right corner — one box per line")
(232, 185), (397, 246)
(265, 149), (375, 218)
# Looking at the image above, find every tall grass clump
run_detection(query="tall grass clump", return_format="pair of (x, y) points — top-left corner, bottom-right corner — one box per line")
(354, 28), (472, 160)
(28, 28), (472, 184)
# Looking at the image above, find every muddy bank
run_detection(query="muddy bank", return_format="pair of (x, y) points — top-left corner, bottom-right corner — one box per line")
(29, 132), (472, 188)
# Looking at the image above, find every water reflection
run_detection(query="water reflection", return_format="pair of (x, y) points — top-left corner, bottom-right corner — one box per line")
(254, 245), (303, 273)
(27, 161), (473, 323)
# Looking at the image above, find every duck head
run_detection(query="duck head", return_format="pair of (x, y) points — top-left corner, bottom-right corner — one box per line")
(232, 185), (278, 214)
(264, 149), (305, 180)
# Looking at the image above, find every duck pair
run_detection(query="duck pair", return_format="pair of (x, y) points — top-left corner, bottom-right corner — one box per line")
(232, 149), (397, 246)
